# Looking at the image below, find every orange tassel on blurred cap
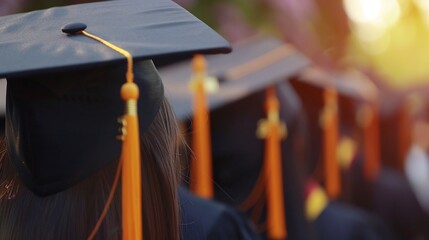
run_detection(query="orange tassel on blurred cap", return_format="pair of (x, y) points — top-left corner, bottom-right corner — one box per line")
(189, 54), (214, 198)
(320, 87), (341, 199)
(358, 103), (381, 181)
(257, 86), (287, 239)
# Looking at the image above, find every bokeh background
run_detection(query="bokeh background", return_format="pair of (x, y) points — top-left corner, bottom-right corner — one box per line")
(3, 1), (429, 239)
(5, 0), (429, 90)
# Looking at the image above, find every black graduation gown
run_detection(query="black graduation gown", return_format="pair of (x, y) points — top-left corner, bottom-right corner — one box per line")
(179, 186), (260, 240)
(312, 201), (396, 240)
(347, 156), (429, 240)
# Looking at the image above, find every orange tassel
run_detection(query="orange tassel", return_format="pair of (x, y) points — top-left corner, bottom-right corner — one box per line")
(120, 82), (143, 240)
(190, 54), (213, 198)
(77, 30), (143, 240)
(397, 103), (412, 170)
(258, 87), (287, 239)
(360, 104), (381, 181)
(321, 87), (341, 199)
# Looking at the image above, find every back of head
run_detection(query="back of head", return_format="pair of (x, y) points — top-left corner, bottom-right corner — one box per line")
(0, 61), (182, 240)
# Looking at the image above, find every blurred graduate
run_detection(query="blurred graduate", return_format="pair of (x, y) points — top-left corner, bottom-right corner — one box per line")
(159, 35), (396, 240)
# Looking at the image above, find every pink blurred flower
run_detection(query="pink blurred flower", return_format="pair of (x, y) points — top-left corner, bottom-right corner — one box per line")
(266, 0), (350, 69)
(269, 0), (316, 21)
(214, 4), (257, 43)
(173, 0), (196, 9)
(0, 0), (26, 16)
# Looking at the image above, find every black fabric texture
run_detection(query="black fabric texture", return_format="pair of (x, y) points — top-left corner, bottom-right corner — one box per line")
(179, 186), (260, 240)
(5, 60), (163, 196)
(313, 202), (396, 240)
(0, 0), (231, 79)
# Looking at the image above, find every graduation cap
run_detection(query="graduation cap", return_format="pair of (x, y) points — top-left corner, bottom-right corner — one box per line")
(298, 68), (382, 181)
(159, 36), (310, 239)
(160, 36), (309, 119)
(291, 67), (382, 199)
(334, 72), (381, 181)
(0, 0), (230, 239)
(290, 71), (342, 199)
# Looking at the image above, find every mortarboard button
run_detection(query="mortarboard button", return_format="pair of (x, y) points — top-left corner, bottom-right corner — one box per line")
(61, 22), (87, 35)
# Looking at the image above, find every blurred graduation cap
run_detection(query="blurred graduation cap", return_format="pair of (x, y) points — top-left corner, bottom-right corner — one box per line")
(290, 70), (342, 199)
(291, 67), (384, 202)
(297, 68), (381, 179)
(160, 36), (309, 120)
(298, 70), (429, 240)
(326, 77), (429, 239)
(159, 36), (310, 239)
(0, 0), (230, 238)
(377, 91), (429, 171)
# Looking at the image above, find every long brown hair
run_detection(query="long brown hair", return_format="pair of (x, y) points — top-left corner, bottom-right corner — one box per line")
(0, 97), (181, 240)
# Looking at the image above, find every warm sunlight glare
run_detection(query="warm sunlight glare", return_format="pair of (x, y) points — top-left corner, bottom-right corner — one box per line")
(344, 0), (401, 43)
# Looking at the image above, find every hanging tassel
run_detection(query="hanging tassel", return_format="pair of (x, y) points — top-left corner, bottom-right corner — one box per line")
(320, 87), (341, 199)
(189, 54), (213, 198)
(256, 86), (287, 239)
(358, 103), (381, 181)
(120, 82), (143, 240)
(397, 102), (412, 170)
(76, 30), (143, 240)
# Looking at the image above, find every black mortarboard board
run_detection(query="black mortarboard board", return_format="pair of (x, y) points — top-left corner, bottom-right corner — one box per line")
(0, 0), (230, 79)
(0, 0), (231, 196)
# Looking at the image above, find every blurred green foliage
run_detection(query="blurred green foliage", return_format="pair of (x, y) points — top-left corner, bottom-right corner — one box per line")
(189, 0), (278, 36)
